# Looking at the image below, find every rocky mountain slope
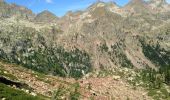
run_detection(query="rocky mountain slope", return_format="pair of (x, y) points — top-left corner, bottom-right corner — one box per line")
(0, 0), (170, 100)
(0, 60), (153, 100)
(0, 0), (35, 20)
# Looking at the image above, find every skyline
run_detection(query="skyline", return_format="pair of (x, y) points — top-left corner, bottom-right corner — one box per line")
(5, 0), (170, 17)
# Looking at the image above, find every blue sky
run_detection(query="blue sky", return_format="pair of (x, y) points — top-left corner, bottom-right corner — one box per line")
(5, 0), (170, 17)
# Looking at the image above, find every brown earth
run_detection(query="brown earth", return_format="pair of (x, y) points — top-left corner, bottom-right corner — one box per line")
(0, 61), (152, 100)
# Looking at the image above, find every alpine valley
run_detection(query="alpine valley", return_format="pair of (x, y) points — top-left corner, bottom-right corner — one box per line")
(0, 0), (170, 100)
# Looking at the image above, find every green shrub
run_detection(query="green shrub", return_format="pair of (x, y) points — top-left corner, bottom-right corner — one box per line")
(52, 85), (67, 100)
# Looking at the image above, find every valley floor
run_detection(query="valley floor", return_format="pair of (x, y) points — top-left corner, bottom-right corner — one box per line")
(0, 60), (152, 100)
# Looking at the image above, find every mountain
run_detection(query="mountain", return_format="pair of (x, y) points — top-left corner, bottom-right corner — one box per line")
(34, 10), (59, 23)
(148, 0), (170, 12)
(87, 1), (126, 16)
(0, 0), (170, 100)
(0, 0), (35, 19)
(123, 0), (150, 15)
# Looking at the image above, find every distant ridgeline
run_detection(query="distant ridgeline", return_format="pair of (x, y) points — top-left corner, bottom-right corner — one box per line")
(0, 25), (92, 78)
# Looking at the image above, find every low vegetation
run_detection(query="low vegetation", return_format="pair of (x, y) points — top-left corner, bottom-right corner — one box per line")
(125, 38), (170, 100)
(0, 27), (92, 78)
(0, 83), (44, 100)
(0, 66), (17, 80)
(52, 82), (80, 100)
(100, 42), (134, 68)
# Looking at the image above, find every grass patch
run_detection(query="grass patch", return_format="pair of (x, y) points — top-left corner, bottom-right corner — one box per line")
(0, 67), (17, 80)
(52, 82), (81, 100)
(0, 83), (45, 100)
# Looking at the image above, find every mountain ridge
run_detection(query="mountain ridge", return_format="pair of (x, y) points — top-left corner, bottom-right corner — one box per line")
(0, 0), (170, 99)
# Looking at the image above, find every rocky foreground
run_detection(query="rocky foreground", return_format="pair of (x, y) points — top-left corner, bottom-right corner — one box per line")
(0, 60), (153, 100)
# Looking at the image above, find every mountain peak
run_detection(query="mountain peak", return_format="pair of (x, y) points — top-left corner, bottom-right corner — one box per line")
(123, 0), (149, 14)
(127, 0), (146, 5)
(87, 1), (106, 10)
(34, 10), (58, 22)
(87, 1), (120, 12)
(149, 0), (168, 5)
(92, 1), (105, 7)
(106, 1), (119, 7)
(124, 0), (147, 9)
(40, 10), (55, 15)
